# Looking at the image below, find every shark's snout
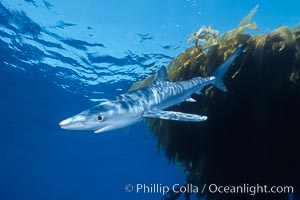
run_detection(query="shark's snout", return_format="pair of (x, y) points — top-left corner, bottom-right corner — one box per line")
(59, 118), (72, 127)
(59, 115), (87, 130)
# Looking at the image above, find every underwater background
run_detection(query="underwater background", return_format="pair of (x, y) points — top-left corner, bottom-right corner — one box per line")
(1, 0), (300, 200)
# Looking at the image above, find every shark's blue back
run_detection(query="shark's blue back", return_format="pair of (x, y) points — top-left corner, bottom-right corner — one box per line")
(59, 45), (243, 133)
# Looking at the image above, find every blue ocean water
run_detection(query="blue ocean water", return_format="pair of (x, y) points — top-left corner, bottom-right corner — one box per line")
(0, 0), (299, 200)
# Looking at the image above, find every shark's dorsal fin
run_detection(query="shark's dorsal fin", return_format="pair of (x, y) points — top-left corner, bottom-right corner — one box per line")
(153, 66), (168, 84)
(143, 110), (207, 122)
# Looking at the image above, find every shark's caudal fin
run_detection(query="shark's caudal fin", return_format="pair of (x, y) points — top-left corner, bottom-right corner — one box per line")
(212, 45), (243, 92)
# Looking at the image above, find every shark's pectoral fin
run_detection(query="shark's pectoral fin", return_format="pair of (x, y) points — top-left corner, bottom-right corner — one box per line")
(143, 110), (207, 122)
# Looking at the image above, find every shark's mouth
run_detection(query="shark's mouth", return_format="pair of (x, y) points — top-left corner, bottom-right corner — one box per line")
(94, 125), (114, 134)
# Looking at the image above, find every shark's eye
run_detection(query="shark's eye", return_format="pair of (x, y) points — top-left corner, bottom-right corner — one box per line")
(97, 114), (104, 121)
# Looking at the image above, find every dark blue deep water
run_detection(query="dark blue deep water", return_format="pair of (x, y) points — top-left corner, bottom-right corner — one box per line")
(1, 0), (300, 200)
(0, 52), (186, 200)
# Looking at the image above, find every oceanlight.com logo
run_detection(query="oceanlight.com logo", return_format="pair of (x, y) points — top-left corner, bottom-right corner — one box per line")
(124, 183), (294, 196)
(207, 184), (294, 196)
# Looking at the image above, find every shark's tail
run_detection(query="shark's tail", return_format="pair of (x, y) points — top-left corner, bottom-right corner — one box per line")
(212, 45), (243, 92)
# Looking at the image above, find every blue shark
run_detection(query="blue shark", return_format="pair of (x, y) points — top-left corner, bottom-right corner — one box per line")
(59, 46), (243, 133)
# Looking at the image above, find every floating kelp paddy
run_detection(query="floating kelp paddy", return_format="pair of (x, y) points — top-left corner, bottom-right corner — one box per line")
(131, 6), (300, 200)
